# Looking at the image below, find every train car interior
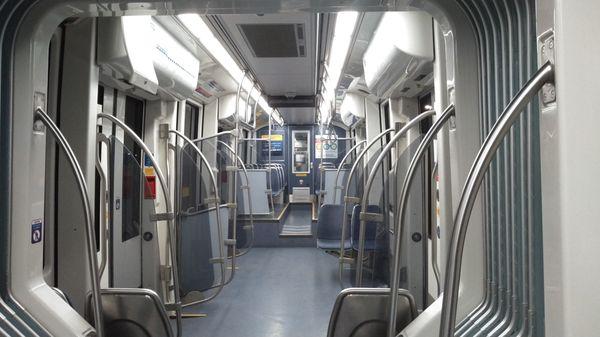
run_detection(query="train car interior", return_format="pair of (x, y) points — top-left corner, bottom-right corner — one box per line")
(1, 0), (598, 337)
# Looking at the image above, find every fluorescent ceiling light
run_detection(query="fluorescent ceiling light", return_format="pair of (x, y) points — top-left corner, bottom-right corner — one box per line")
(178, 14), (274, 117)
(320, 11), (358, 124)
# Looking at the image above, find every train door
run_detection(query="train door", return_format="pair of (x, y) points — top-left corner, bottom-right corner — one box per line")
(290, 128), (312, 202)
(104, 89), (146, 287)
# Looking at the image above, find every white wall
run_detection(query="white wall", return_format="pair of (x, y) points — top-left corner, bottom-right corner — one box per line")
(144, 99), (178, 298)
(55, 18), (99, 313)
(541, 0), (600, 335)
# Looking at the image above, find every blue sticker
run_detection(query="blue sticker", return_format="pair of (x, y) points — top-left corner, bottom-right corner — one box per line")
(144, 154), (152, 167)
(31, 219), (43, 244)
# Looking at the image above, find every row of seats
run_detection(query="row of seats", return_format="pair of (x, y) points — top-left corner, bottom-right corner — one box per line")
(316, 204), (385, 252)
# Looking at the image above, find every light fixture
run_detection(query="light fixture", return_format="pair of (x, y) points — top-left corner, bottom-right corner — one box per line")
(178, 14), (275, 117)
(319, 11), (358, 124)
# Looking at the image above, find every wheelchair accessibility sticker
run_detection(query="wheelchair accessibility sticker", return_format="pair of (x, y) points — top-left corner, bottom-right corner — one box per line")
(31, 219), (43, 244)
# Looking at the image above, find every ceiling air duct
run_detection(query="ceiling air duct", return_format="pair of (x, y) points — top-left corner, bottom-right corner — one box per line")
(363, 12), (433, 98)
(238, 23), (306, 58)
(97, 16), (200, 100)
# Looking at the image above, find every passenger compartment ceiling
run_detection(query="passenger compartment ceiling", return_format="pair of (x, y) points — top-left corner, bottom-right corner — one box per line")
(210, 14), (318, 117)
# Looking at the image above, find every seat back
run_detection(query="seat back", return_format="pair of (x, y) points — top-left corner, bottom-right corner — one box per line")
(87, 288), (173, 337)
(316, 204), (347, 241)
(327, 288), (417, 337)
(351, 204), (382, 251)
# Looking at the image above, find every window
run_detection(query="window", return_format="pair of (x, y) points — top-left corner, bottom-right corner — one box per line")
(121, 95), (144, 242)
(184, 102), (200, 139)
(417, 92), (434, 239)
(180, 102), (201, 212)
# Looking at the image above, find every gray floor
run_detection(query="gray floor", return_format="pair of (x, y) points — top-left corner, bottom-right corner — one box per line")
(181, 247), (341, 337)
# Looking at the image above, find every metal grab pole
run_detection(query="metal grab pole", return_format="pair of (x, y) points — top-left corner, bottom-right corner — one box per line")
(431, 161), (442, 297)
(245, 83), (256, 126)
(332, 140), (366, 203)
(229, 72), (249, 278)
(97, 113), (182, 337)
(318, 124), (325, 208)
(35, 108), (105, 337)
(439, 62), (554, 337)
(96, 135), (111, 276)
(253, 96), (259, 131)
(268, 109), (275, 214)
(337, 128), (394, 287)
(195, 131), (235, 141)
(387, 105), (455, 337)
(169, 130), (228, 305)
(214, 140), (255, 257)
(356, 111), (435, 286)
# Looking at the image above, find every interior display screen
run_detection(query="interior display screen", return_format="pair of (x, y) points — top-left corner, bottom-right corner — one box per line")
(261, 133), (284, 156)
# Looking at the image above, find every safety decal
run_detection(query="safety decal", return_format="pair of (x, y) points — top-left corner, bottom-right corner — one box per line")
(31, 219), (43, 244)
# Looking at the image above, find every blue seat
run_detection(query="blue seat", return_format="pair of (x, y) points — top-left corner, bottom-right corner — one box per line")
(351, 204), (385, 252)
(317, 204), (351, 250)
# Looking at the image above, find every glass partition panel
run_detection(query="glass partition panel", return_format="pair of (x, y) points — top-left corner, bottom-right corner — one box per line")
(177, 143), (227, 296)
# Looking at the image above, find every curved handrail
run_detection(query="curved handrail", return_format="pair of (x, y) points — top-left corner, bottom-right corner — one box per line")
(195, 131), (235, 142)
(356, 110), (435, 286)
(337, 128), (394, 287)
(331, 140), (367, 202)
(230, 72), (248, 269)
(387, 104), (455, 337)
(439, 61), (554, 337)
(169, 130), (227, 306)
(35, 108), (105, 337)
(95, 135), (111, 276)
(97, 113), (182, 337)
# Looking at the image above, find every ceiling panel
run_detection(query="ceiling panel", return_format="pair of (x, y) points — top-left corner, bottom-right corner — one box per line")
(279, 107), (316, 124)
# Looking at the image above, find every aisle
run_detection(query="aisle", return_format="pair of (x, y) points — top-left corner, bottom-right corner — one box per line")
(280, 204), (313, 236)
(182, 247), (340, 337)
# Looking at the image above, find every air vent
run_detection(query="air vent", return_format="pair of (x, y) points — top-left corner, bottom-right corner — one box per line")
(414, 74), (427, 82)
(268, 95), (316, 108)
(358, 89), (370, 95)
(298, 45), (305, 57)
(400, 87), (411, 93)
(238, 23), (306, 58)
